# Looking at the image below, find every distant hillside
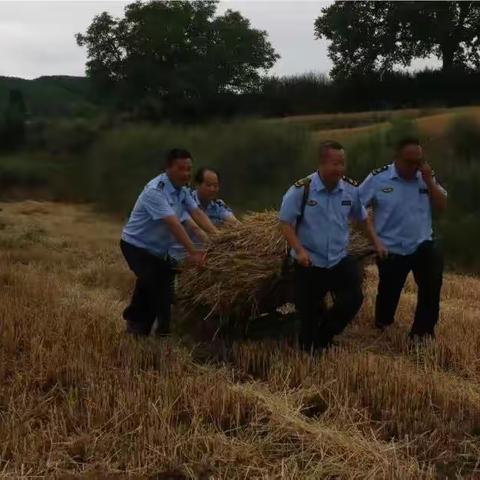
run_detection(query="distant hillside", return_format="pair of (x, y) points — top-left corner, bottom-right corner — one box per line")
(0, 76), (92, 117)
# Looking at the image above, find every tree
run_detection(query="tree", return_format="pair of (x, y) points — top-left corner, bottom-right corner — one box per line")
(76, 0), (278, 120)
(0, 89), (27, 151)
(315, 1), (480, 80)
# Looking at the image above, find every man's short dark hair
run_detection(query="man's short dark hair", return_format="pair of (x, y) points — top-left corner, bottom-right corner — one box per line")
(395, 137), (421, 152)
(194, 167), (220, 185)
(319, 140), (344, 160)
(165, 148), (192, 168)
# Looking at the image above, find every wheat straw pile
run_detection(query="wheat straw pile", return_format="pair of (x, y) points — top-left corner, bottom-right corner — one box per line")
(177, 210), (372, 320)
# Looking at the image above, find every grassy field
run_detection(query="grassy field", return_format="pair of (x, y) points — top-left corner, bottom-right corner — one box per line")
(297, 106), (480, 142)
(1, 201), (480, 478)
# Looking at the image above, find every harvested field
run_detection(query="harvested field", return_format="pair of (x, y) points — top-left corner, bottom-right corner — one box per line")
(1, 201), (480, 478)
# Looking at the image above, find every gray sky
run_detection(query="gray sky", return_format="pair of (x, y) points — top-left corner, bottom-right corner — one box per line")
(0, 0), (438, 80)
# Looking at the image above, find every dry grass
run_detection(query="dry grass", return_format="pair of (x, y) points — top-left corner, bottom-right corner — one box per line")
(1, 201), (480, 478)
(313, 123), (391, 142)
(270, 108), (439, 132)
(312, 105), (480, 143)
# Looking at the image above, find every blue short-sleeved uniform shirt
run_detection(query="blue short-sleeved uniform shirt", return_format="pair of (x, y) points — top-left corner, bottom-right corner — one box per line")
(169, 190), (234, 261)
(121, 173), (198, 257)
(279, 172), (368, 269)
(359, 163), (447, 255)
(191, 190), (234, 226)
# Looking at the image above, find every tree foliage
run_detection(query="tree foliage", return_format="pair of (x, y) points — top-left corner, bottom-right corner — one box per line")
(76, 0), (278, 120)
(315, 1), (480, 79)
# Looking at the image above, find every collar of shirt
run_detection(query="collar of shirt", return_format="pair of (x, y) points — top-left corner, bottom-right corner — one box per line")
(192, 189), (213, 210)
(389, 163), (422, 182)
(311, 171), (345, 193)
(161, 173), (181, 195)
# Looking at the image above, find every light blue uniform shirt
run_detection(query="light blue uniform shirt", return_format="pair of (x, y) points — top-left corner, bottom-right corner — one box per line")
(191, 190), (234, 226)
(169, 190), (234, 261)
(359, 163), (447, 256)
(279, 172), (368, 269)
(121, 173), (198, 257)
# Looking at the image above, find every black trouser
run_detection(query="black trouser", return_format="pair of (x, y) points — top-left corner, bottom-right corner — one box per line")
(294, 256), (364, 351)
(120, 240), (177, 336)
(375, 241), (444, 337)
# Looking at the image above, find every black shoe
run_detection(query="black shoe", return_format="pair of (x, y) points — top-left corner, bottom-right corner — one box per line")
(154, 330), (171, 338)
(154, 324), (171, 337)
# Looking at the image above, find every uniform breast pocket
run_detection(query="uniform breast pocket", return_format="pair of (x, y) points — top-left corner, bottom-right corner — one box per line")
(417, 189), (430, 213)
(304, 199), (322, 220)
(375, 187), (398, 213)
(340, 198), (353, 219)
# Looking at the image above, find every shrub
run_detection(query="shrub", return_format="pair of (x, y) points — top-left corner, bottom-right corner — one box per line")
(446, 115), (480, 164)
(82, 120), (314, 215)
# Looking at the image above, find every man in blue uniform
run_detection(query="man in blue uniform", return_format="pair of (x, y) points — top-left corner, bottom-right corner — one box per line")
(279, 141), (385, 352)
(169, 167), (238, 261)
(359, 137), (448, 340)
(120, 148), (218, 336)
(191, 167), (239, 226)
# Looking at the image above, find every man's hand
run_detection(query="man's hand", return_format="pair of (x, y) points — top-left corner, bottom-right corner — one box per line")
(419, 161), (434, 185)
(374, 240), (389, 260)
(360, 216), (389, 260)
(190, 208), (218, 235)
(418, 161), (447, 213)
(186, 250), (206, 267)
(279, 221), (310, 267)
(296, 248), (311, 268)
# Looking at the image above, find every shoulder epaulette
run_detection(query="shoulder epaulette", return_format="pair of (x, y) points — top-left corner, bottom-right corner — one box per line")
(157, 180), (165, 189)
(294, 177), (312, 188)
(342, 176), (359, 187)
(372, 165), (389, 176)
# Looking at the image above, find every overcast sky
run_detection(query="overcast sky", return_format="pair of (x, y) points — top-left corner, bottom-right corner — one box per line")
(0, 0), (439, 80)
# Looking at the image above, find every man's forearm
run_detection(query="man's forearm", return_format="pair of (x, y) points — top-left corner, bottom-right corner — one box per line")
(185, 218), (210, 243)
(164, 216), (196, 254)
(280, 222), (304, 254)
(190, 209), (218, 234)
(426, 180), (447, 213)
(360, 216), (381, 248)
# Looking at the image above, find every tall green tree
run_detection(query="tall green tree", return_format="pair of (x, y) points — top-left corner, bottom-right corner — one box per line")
(315, 1), (480, 80)
(76, 0), (278, 119)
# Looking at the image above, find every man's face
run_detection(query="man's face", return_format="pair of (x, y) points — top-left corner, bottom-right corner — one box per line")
(166, 157), (192, 187)
(319, 148), (346, 185)
(197, 170), (220, 202)
(397, 144), (423, 178)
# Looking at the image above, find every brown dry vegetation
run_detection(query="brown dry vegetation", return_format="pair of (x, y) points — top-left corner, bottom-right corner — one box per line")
(268, 108), (431, 131)
(311, 106), (480, 143)
(1, 201), (480, 479)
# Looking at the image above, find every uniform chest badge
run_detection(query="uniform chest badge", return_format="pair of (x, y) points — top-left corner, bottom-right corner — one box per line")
(382, 187), (394, 193)
(307, 200), (318, 206)
(341, 200), (352, 206)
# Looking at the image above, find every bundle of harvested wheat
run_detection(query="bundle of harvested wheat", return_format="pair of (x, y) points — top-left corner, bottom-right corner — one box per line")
(177, 210), (372, 323)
